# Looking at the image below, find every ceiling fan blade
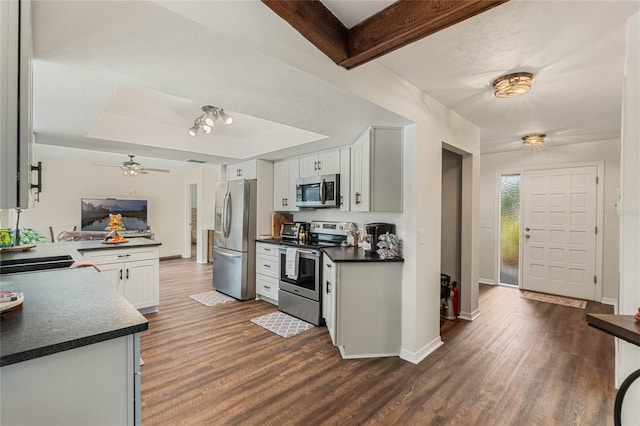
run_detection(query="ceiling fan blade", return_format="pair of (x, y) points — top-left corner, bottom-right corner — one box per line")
(92, 164), (123, 168)
(141, 167), (170, 173)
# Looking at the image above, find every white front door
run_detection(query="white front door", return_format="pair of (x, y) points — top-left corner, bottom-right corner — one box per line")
(522, 166), (597, 300)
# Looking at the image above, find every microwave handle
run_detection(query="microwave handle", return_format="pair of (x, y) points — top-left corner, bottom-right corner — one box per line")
(320, 178), (326, 204)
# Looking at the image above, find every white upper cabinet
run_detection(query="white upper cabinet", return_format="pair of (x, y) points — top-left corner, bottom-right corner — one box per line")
(339, 147), (350, 211)
(1, 0), (38, 209)
(299, 149), (341, 178)
(350, 127), (403, 212)
(273, 157), (299, 212)
(227, 159), (257, 180)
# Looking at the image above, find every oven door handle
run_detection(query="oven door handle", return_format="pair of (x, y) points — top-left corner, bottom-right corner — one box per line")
(297, 249), (319, 256)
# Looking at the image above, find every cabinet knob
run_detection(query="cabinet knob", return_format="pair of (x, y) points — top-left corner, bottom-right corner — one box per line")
(326, 281), (331, 293)
(525, 235), (530, 239)
(264, 285), (270, 290)
(264, 264), (270, 268)
(118, 254), (131, 258)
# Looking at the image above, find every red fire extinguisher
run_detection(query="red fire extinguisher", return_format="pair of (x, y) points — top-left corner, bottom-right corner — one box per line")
(451, 281), (459, 318)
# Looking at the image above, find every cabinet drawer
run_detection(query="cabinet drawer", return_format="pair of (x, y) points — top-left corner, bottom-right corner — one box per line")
(256, 254), (279, 278)
(83, 247), (159, 265)
(256, 243), (280, 258)
(256, 274), (279, 301)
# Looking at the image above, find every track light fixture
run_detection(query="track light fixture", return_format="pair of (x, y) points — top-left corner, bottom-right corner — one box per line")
(188, 105), (233, 136)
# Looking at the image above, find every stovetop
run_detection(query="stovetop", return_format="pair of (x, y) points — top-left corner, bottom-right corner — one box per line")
(279, 239), (345, 249)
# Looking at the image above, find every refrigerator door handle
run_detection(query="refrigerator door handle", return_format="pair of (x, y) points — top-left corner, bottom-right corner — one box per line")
(224, 191), (232, 237)
(214, 248), (242, 258)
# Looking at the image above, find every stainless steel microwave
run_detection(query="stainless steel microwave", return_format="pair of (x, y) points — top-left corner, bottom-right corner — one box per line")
(295, 174), (340, 208)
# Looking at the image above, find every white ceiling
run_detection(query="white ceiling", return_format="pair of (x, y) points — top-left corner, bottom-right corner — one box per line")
(30, 0), (640, 166)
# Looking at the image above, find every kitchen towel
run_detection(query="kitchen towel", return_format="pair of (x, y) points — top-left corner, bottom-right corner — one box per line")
(285, 248), (299, 279)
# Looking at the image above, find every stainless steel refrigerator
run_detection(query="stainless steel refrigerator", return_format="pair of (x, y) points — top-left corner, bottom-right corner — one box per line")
(213, 179), (257, 300)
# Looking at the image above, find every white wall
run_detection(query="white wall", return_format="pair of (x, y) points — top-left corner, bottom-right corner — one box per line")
(618, 11), (640, 421)
(479, 139), (620, 301)
(15, 147), (219, 259)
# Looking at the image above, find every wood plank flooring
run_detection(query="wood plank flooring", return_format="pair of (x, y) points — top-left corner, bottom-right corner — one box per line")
(140, 257), (616, 425)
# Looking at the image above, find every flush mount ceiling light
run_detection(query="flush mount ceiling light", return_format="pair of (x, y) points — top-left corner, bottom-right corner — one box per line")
(522, 134), (545, 146)
(188, 105), (233, 136)
(492, 72), (533, 98)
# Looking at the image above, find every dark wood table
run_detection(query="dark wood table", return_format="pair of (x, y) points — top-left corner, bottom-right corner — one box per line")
(587, 314), (640, 426)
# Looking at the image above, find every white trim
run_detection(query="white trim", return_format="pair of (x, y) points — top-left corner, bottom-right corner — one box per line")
(338, 347), (399, 359)
(458, 308), (481, 321)
(479, 278), (495, 285)
(600, 297), (618, 313)
(399, 337), (443, 364)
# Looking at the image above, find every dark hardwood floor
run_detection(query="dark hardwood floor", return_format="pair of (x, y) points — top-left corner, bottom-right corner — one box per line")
(140, 257), (616, 425)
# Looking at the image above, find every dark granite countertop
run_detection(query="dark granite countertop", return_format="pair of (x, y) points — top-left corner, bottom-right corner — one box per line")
(0, 239), (162, 264)
(257, 238), (403, 262)
(0, 267), (148, 367)
(321, 246), (404, 263)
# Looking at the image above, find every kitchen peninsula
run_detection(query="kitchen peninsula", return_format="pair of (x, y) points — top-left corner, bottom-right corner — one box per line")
(0, 239), (160, 425)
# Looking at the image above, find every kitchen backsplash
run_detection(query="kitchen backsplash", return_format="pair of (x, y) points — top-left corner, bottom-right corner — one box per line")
(293, 210), (404, 239)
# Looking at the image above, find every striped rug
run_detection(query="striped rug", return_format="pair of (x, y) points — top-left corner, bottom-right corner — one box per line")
(521, 291), (587, 309)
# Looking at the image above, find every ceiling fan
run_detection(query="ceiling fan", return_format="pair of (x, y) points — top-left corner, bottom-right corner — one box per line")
(94, 155), (170, 176)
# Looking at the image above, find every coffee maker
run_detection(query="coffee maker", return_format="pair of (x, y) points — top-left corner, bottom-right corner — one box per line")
(363, 222), (395, 254)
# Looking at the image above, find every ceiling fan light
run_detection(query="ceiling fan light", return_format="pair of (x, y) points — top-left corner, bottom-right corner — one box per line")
(204, 115), (216, 127)
(188, 125), (199, 136)
(522, 133), (545, 146)
(202, 124), (212, 133)
(492, 72), (533, 98)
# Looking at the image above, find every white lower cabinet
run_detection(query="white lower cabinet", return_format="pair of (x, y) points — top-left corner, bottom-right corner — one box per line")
(323, 257), (337, 344)
(322, 256), (402, 358)
(255, 242), (280, 305)
(83, 247), (160, 312)
(1, 334), (140, 426)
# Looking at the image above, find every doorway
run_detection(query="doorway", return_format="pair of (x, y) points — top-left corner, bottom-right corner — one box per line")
(186, 183), (198, 261)
(441, 148), (462, 316)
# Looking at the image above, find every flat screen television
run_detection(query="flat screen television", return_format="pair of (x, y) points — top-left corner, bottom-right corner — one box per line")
(81, 198), (148, 231)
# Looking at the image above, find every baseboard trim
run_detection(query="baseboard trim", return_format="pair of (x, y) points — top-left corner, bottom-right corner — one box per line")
(458, 308), (481, 321)
(399, 336), (443, 365)
(479, 278), (495, 285)
(601, 297), (618, 312)
(160, 255), (182, 261)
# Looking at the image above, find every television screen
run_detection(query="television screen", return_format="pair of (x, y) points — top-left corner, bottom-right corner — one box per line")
(81, 198), (148, 231)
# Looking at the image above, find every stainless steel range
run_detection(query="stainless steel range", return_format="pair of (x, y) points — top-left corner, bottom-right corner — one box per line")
(278, 221), (350, 326)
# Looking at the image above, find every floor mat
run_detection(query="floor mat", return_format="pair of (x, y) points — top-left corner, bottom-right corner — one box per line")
(520, 291), (587, 309)
(250, 311), (315, 338)
(189, 290), (236, 307)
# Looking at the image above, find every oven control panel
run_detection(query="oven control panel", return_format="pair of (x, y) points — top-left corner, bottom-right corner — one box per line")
(310, 221), (350, 236)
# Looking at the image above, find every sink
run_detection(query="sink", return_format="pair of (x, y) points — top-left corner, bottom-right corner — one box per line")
(0, 255), (74, 275)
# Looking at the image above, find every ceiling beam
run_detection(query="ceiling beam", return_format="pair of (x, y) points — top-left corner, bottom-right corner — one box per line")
(262, 0), (510, 70)
(262, 0), (349, 65)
